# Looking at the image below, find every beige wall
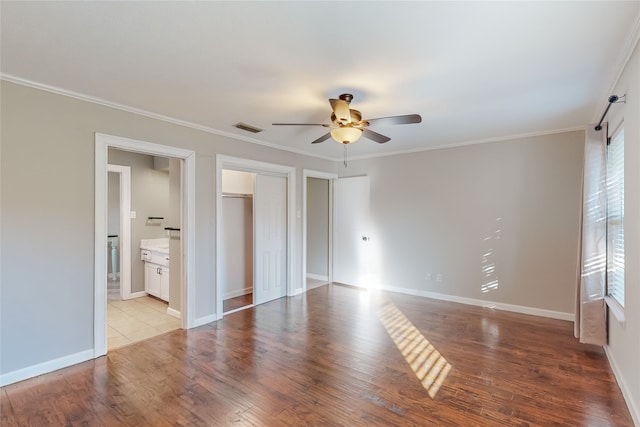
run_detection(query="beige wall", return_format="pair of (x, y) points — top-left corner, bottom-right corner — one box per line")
(0, 80), (336, 376)
(605, 40), (640, 425)
(338, 131), (584, 315)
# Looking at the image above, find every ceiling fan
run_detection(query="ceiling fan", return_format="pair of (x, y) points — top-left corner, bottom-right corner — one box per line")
(272, 93), (422, 145)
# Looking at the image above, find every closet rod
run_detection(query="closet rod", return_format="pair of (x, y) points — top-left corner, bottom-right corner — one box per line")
(222, 193), (253, 198)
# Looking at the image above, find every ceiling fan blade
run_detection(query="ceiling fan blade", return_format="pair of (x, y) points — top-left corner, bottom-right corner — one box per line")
(272, 123), (328, 126)
(365, 114), (422, 126)
(329, 98), (351, 124)
(363, 129), (391, 144)
(311, 132), (332, 144)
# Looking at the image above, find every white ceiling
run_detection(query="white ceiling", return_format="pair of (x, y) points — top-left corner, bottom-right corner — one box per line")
(2, 1), (639, 161)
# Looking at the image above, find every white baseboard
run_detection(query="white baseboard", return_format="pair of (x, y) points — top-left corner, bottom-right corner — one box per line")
(306, 273), (329, 281)
(340, 283), (574, 321)
(166, 307), (181, 319)
(604, 346), (640, 427)
(0, 349), (94, 387)
(193, 313), (218, 327)
(413, 288), (573, 321)
(126, 291), (147, 300)
(291, 287), (305, 296)
(224, 286), (253, 300)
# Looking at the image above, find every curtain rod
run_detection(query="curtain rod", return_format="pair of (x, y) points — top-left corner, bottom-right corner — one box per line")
(595, 95), (626, 131)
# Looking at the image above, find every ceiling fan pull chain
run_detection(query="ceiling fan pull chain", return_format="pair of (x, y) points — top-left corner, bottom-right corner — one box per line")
(344, 144), (348, 168)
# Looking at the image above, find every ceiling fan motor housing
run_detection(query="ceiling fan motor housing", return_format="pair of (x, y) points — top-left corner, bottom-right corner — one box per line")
(339, 93), (354, 103)
(331, 110), (362, 127)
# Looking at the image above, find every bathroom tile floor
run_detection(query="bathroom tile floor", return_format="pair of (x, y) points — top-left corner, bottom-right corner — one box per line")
(107, 296), (181, 350)
(107, 278), (121, 301)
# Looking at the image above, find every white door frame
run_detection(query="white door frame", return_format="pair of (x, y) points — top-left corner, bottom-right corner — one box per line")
(107, 164), (132, 300)
(215, 155), (296, 319)
(302, 170), (337, 293)
(95, 133), (196, 357)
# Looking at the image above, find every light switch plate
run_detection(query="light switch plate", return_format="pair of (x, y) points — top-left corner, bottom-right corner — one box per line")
(130, 211), (136, 219)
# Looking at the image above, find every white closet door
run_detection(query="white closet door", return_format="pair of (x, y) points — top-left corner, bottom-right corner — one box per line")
(254, 174), (287, 305)
(334, 176), (370, 287)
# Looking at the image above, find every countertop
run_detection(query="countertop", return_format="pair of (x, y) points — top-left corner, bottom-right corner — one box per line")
(140, 238), (169, 254)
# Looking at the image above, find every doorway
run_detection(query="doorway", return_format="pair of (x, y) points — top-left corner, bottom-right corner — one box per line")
(221, 169), (255, 314)
(334, 175), (371, 288)
(216, 155), (296, 319)
(106, 150), (181, 350)
(107, 164), (131, 301)
(302, 170), (337, 292)
(94, 133), (196, 358)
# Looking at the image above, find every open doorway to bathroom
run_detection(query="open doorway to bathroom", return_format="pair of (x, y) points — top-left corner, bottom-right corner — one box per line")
(106, 149), (181, 350)
(95, 133), (196, 358)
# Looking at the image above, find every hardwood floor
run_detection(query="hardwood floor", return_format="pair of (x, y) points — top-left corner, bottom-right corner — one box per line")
(223, 293), (253, 313)
(1, 284), (633, 426)
(306, 277), (329, 290)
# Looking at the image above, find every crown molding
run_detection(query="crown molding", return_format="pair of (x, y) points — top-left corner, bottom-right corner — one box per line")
(0, 74), (336, 162)
(344, 125), (586, 162)
(0, 73), (589, 164)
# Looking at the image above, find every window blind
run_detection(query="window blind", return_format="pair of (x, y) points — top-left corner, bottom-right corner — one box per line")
(606, 128), (624, 307)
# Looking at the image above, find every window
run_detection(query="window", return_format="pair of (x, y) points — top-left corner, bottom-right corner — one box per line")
(606, 127), (624, 308)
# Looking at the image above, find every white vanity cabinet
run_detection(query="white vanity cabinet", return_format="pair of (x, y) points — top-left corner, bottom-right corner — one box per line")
(144, 262), (170, 301)
(144, 261), (161, 298)
(159, 265), (170, 301)
(141, 243), (170, 302)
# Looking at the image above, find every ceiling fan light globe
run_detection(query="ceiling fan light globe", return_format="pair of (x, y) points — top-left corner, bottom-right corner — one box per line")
(331, 127), (362, 144)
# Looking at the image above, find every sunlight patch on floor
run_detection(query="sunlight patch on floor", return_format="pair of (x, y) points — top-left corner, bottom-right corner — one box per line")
(378, 302), (452, 398)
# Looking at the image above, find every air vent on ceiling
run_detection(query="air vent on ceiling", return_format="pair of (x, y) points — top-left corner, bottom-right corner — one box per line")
(234, 122), (263, 134)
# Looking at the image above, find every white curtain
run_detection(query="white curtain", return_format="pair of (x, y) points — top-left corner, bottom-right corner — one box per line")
(574, 124), (607, 345)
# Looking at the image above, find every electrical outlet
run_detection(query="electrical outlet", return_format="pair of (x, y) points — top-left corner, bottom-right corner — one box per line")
(425, 273), (431, 280)
(436, 273), (443, 282)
